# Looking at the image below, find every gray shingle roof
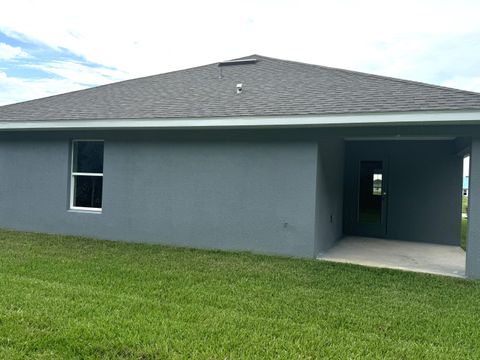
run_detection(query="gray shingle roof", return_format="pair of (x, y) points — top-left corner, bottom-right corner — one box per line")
(1, 54), (480, 121)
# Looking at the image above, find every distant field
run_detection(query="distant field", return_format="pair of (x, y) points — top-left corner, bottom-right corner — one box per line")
(461, 195), (469, 250)
(463, 195), (468, 214)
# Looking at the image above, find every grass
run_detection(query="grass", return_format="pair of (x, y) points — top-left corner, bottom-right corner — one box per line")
(0, 230), (479, 359)
(462, 195), (469, 214)
(461, 217), (468, 250)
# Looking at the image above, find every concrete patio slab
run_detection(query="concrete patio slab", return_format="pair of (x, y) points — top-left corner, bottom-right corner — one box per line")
(317, 236), (466, 278)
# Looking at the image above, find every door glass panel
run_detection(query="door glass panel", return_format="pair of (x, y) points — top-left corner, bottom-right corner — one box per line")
(359, 161), (383, 223)
(373, 173), (382, 195)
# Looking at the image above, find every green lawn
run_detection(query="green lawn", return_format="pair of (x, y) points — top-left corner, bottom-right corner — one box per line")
(0, 230), (479, 359)
(462, 195), (469, 214)
(461, 217), (468, 250)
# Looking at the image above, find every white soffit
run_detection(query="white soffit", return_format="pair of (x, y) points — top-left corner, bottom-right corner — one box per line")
(0, 110), (479, 130)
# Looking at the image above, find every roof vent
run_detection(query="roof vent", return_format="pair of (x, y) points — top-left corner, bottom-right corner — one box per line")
(218, 58), (257, 66)
(236, 83), (243, 94)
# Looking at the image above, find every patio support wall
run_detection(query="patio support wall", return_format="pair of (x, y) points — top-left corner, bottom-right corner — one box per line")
(467, 138), (480, 278)
(315, 137), (344, 254)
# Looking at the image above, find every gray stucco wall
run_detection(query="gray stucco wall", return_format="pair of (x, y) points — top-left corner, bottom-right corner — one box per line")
(0, 131), (321, 258)
(0, 127), (471, 262)
(344, 140), (463, 245)
(315, 137), (345, 253)
(467, 138), (480, 278)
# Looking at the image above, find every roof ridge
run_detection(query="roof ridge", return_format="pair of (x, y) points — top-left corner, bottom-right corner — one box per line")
(253, 54), (480, 97)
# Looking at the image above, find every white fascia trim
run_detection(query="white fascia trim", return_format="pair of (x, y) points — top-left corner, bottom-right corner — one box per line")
(1, 110), (480, 130)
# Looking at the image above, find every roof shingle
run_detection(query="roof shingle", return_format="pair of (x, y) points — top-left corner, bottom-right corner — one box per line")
(1, 54), (480, 121)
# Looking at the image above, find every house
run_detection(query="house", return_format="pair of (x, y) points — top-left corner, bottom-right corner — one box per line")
(0, 55), (479, 278)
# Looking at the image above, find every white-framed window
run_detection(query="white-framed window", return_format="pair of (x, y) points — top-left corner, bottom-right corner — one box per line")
(70, 140), (104, 212)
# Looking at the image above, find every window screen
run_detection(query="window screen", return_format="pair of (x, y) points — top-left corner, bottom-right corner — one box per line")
(71, 140), (104, 210)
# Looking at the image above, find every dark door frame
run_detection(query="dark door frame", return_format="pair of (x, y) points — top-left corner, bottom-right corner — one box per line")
(344, 141), (389, 238)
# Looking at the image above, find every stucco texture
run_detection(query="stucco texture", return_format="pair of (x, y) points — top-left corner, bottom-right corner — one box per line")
(0, 131), (331, 258)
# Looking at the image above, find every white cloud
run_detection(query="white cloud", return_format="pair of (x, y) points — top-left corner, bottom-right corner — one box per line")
(0, 42), (29, 60)
(24, 61), (129, 86)
(0, 71), (87, 106)
(2, 0), (480, 76)
(0, 60), (128, 105)
(0, 0), (480, 105)
(464, 156), (470, 177)
(442, 77), (480, 93)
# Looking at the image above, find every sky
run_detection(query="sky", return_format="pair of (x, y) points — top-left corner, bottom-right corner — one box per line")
(0, 0), (480, 108)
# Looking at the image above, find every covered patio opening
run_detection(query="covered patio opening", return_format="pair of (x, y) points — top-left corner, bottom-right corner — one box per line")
(319, 237), (466, 277)
(318, 136), (468, 277)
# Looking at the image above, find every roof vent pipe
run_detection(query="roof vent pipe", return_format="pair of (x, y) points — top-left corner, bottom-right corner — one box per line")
(219, 58), (257, 66)
(236, 83), (243, 94)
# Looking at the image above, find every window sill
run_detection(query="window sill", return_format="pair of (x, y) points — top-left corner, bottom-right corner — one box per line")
(68, 208), (102, 214)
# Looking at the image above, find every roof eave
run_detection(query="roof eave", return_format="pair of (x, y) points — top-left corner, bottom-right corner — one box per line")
(0, 109), (480, 131)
